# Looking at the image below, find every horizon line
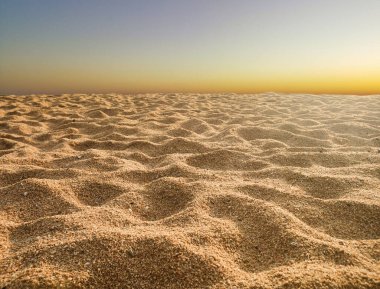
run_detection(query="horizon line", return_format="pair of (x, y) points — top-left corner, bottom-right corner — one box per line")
(1, 90), (380, 96)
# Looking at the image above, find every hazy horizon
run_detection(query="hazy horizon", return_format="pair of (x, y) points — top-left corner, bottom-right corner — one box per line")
(1, 0), (379, 95)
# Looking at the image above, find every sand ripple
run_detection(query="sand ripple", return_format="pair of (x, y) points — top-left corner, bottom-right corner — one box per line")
(1, 93), (380, 288)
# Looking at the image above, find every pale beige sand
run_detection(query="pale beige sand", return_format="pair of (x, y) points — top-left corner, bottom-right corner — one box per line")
(0, 93), (380, 288)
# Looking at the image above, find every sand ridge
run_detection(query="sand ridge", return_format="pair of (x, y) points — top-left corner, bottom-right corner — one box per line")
(0, 93), (380, 288)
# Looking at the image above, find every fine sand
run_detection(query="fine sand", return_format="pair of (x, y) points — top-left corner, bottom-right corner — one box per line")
(1, 93), (380, 288)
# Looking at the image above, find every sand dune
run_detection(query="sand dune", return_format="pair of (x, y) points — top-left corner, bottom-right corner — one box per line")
(1, 93), (380, 288)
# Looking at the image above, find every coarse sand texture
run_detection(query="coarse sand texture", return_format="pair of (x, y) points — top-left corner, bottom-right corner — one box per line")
(1, 93), (380, 288)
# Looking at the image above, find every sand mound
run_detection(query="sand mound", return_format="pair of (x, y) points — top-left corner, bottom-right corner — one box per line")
(1, 93), (380, 288)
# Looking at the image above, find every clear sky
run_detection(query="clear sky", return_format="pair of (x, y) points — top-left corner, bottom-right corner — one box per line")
(1, 0), (379, 94)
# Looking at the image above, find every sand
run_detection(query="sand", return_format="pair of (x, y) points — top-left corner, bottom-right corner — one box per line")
(0, 93), (379, 288)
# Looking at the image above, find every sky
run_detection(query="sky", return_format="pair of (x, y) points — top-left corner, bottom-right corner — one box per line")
(0, 0), (379, 95)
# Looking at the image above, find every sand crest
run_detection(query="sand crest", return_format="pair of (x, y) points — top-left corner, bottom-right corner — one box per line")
(1, 93), (380, 288)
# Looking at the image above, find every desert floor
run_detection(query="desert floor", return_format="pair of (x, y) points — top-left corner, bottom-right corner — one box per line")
(1, 93), (380, 288)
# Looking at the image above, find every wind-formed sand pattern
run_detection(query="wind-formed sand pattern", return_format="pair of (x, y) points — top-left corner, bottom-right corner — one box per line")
(1, 93), (380, 288)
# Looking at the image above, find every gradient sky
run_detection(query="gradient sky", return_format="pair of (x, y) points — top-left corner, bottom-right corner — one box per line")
(1, 0), (379, 94)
